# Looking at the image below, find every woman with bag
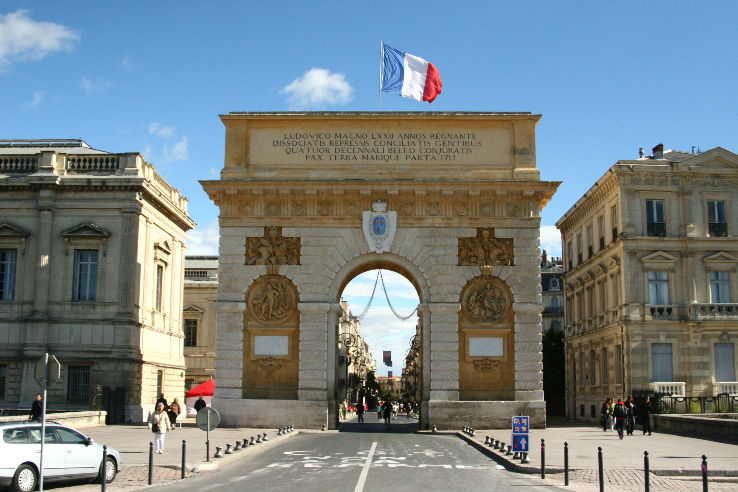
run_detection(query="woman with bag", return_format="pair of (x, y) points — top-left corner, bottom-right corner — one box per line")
(148, 402), (172, 453)
(168, 397), (182, 429)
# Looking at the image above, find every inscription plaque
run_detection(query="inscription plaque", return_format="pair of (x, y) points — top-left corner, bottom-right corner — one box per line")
(468, 337), (504, 357)
(254, 335), (289, 356)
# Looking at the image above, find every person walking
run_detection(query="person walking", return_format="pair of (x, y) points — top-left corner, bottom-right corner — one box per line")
(149, 402), (172, 453)
(626, 395), (636, 436)
(340, 400), (347, 421)
(613, 399), (627, 439)
(29, 394), (43, 423)
(168, 397), (182, 429)
(356, 401), (365, 423)
(156, 393), (168, 408)
(600, 398), (611, 431)
(382, 401), (391, 425)
(608, 398), (616, 431)
(376, 403), (382, 420)
(641, 397), (653, 435)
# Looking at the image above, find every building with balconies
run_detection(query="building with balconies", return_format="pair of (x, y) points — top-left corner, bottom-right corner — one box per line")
(0, 140), (194, 422)
(183, 256), (218, 389)
(556, 144), (738, 420)
(541, 251), (564, 332)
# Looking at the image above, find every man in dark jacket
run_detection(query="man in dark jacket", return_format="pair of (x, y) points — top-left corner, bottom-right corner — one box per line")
(613, 399), (627, 439)
(194, 396), (207, 412)
(30, 394), (43, 423)
(641, 397), (653, 435)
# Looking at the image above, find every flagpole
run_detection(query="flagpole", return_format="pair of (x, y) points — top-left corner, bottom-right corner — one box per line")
(378, 41), (383, 111)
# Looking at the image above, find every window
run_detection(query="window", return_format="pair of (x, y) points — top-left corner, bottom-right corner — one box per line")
(73, 250), (98, 301)
(707, 200), (727, 237)
(576, 234), (583, 265)
(578, 352), (584, 387)
(3, 428), (29, 444)
(156, 370), (163, 397)
(601, 347), (609, 385)
(66, 366), (90, 401)
(715, 343), (735, 382)
(56, 427), (87, 445)
(566, 241), (573, 270)
(646, 199), (666, 237)
(184, 319), (198, 347)
(0, 250), (16, 301)
(586, 225), (594, 258)
(551, 296), (560, 310)
(615, 345), (623, 384)
(0, 364), (5, 399)
(648, 271), (670, 305)
(589, 349), (597, 386)
(651, 343), (673, 382)
(710, 271), (732, 303)
(549, 278), (560, 290)
(611, 205), (618, 241)
(155, 264), (164, 311)
(598, 215), (605, 250)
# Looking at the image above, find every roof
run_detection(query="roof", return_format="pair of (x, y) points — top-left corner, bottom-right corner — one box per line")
(0, 139), (109, 155)
(184, 256), (219, 269)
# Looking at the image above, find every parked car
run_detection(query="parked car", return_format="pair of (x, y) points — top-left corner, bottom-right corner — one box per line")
(0, 421), (120, 492)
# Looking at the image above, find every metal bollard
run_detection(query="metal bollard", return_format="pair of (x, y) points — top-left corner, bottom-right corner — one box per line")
(471, 429), (475, 437)
(506, 444), (513, 456)
(249, 436), (255, 446)
(644, 451), (649, 492)
(541, 439), (546, 479)
(262, 432), (269, 441)
(493, 439), (500, 450)
(101, 445), (107, 492)
(214, 446), (223, 458)
(701, 455), (708, 492)
(255, 434), (262, 443)
(277, 428), (283, 435)
(513, 451), (520, 460)
(148, 442), (154, 485)
(181, 440), (186, 480)
(234, 440), (242, 451)
(521, 452), (529, 464)
(206, 439), (210, 462)
(499, 441), (505, 452)
(485, 436), (491, 445)
(598, 447), (604, 492)
(564, 442), (569, 486)
(242, 438), (249, 447)
(224, 443), (233, 454)
(289, 425), (294, 432)
(432, 425), (437, 433)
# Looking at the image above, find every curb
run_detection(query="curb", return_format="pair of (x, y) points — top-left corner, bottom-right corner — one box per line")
(197, 429), (303, 471)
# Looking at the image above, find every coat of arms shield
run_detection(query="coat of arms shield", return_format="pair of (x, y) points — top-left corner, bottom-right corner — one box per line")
(362, 200), (396, 253)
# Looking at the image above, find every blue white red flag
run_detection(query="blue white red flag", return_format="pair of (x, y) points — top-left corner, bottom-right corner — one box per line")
(381, 43), (442, 103)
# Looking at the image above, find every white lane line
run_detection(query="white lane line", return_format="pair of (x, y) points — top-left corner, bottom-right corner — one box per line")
(353, 441), (377, 492)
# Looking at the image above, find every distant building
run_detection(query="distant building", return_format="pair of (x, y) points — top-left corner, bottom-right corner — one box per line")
(377, 376), (403, 400)
(337, 300), (376, 405)
(557, 145), (738, 421)
(183, 256), (218, 389)
(541, 251), (564, 332)
(0, 140), (194, 422)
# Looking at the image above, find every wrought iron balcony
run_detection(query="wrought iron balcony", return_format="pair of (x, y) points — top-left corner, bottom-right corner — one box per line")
(646, 304), (677, 320)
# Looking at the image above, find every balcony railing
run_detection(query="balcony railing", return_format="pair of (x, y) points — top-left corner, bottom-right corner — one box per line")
(646, 304), (677, 320)
(688, 303), (738, 320)
(708, 222), (728, 237)
(716, 382), (738, 395)
(650, 381), (685, 396)
(647, 222), (666, 237)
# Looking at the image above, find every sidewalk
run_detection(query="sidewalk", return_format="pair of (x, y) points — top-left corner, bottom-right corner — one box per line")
(453, 421), (738, 491)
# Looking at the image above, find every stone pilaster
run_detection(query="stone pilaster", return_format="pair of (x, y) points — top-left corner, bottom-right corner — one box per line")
(428, 302), (460, 400)
(298, 302), (329, 400)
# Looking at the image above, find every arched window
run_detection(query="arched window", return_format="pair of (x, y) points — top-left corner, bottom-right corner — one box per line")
(549, 277), (560, 290)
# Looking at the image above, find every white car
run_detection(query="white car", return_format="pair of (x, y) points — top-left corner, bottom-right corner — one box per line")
(0, 421), (120, 492)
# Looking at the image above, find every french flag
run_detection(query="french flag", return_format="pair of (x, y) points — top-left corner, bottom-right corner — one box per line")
(381, 43), (443, 103)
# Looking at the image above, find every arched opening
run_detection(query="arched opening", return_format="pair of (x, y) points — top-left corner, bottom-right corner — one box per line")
(328, 255), (428, 432)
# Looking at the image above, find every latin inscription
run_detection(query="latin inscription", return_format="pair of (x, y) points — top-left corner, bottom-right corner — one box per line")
(271, 131), (483, 162)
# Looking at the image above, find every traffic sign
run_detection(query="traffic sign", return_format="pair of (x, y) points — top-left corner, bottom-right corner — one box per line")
(512, 415), (529, 434)
(512, 434), (529, 452)
(34, 355), (61, 388)
(196, 407), (220, 431)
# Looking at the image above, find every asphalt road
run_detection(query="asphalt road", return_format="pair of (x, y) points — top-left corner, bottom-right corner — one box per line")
(154, 423), (564, 492)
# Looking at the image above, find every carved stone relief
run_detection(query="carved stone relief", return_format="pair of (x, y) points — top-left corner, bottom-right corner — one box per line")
(256, 357), (285, 370)
(399, 201), (414, 216)
(291, 201), (306, 216)
(458, 228), (513, 266)
(247, 275), (298, 323)
(245, 226), (300, 266)
(461, 276), (511, 323)
(265, 201), (281, 216)
(472, 359), (500, 372)
(318, 201), (333, 216)
(427, 201), (441, 216)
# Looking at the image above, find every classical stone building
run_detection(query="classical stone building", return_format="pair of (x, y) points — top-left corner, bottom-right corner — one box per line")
(541, 252), (564, 333)
(183, 256), (218, 389)
(557, 145), (738, 421)
(336, 299), (376, 404)
(202, 112), (558, 429)
(0, 139), (194, 422)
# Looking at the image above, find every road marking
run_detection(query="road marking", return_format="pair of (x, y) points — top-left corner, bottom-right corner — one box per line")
(353, 441), (377, 492)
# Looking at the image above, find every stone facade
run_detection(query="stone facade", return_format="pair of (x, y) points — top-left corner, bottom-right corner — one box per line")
(556, 145), (738, 421)
(183, 256), (218, 388)
(541, 253), (564, 332)
(0, 140), (194, 422)
(202, 112), (559, 429)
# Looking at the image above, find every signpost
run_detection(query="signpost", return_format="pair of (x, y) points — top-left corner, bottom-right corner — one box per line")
(195, 407), (220, 462)
(34, 353), (61, 492)
(512, 415), (530, 454)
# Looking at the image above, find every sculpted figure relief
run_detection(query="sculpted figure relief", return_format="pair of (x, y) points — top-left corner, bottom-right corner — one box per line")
(458, 228), (513, 266)
(247, 275), (297, 323)
(245, 226), (300, 265)
(462, 276), (511, 323)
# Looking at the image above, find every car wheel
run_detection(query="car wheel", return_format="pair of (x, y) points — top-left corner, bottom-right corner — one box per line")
(98, 456), (118, 484)
(12, 464), (37, 492)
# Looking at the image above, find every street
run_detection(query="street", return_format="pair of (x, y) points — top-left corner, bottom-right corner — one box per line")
(154, 419), (564, 492)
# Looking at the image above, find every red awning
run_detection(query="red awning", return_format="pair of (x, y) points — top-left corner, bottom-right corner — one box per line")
(185, 379), (215, 397)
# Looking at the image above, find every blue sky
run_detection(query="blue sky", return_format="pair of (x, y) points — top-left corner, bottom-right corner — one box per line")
(3, 2), (736, 375)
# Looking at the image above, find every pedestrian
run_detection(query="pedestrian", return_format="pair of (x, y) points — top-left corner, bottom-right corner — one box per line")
(356, 401), (365, 423)
(608, 398), (616, 430)
(626, 395), (636, 436)
(168, 397), (181, 429)
(391, 402), (398, 419)
(600, 398), (611, 431)
(194, 395), (207, 413)
(382, 401), (391, 425)
(148, 402), (172, 453)
(641, 397), (653, 436)
(340, 400), (347, 421)
(613, 398), (627, 439)
(29, 394), (43, 423)
(156, 393), (168, 408)
(376, 403), (382, 420)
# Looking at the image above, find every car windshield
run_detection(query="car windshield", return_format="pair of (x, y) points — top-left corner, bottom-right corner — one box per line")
(29, 427), (60, 444)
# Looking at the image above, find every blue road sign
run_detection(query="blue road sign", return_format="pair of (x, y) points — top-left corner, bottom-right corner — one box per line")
(511, 416), (529, 434)
(512, 434), (529, 452)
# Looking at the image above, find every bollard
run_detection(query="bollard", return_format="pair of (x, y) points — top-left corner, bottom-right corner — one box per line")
(262, 432), (269, 441)
(181, 440), (186, 480)
(521, 452), (529, 464)
(289, 425), (294, 432)
(278, 428), (283, 436)
(471, 429), (476, 437)
(564, 442), (569, 486)
(206, 439), (210, 462)
(148, 442), (154, 485)
(541, 439), (546, 479)
(224, 443), (233, 454)
(101, 445), (107, 492)
(644, 451), (649, 492)
(513, 451), (520, 460)
(242, 438), (249, 447)
(493, 439), (500, 450)
(701, 455), (708, 492)
(506, 444), (513, 456)
(234, 440), (242, 451)
(598, 447), (604, 492)
(499, 441), (505, 452)
(432, 425), (437, 433)
(321, 424), (326, 432)
(256, 434), (262, 443)
(249, 436), (255, 446)
(485, 436), (491, 445)
(214, 446), (223, 458)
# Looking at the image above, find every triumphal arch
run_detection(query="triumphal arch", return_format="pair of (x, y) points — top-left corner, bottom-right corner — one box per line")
(202, 112), (559, 429)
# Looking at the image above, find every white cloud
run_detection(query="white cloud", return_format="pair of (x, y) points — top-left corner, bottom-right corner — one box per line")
(23, 90), (46, 109)
(80, 77), (112, 94)
(0, 10), (78, 69)
(540, 224), (562, 258)
(148, 122), (174, 138)
(186, 222), (219, 255)
(163, 136), (188, 162)
(281, 67), (354, 109)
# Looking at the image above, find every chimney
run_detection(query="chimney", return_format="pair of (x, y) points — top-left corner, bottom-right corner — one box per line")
(638, 147), (644, 158)
(652, 143), (664, 159)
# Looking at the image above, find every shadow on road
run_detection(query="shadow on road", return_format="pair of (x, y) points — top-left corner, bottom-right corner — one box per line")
(339, 416), (420, 433)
